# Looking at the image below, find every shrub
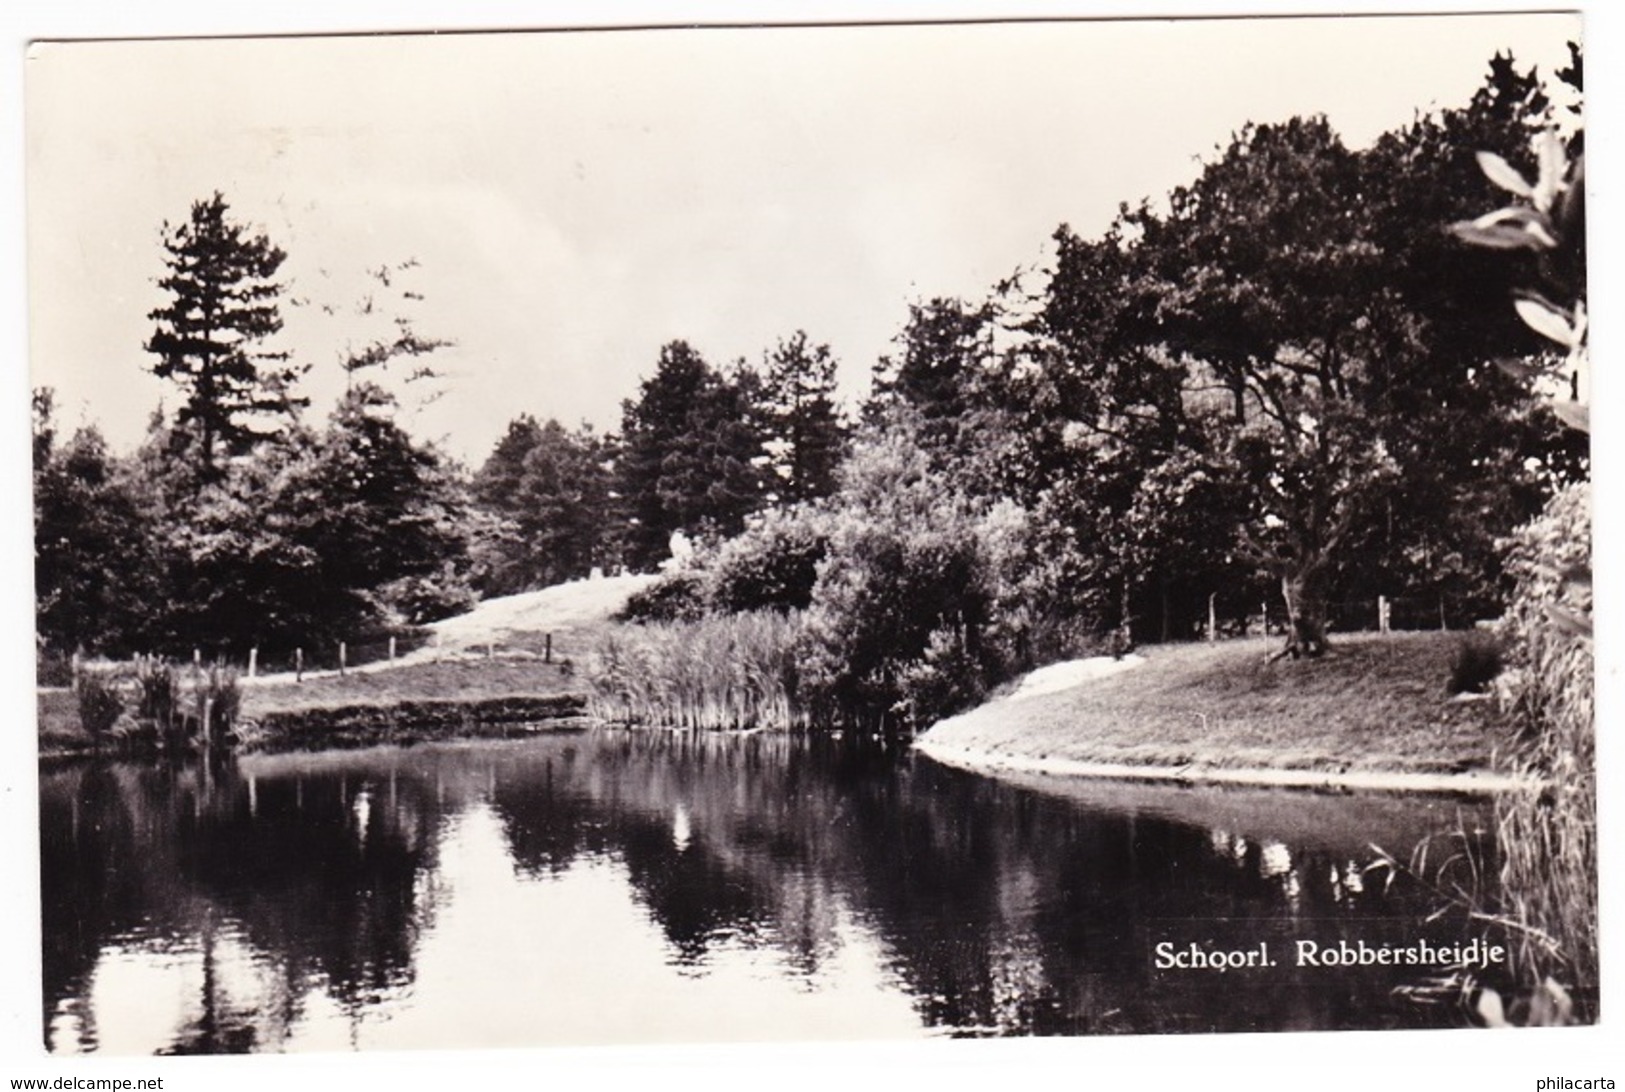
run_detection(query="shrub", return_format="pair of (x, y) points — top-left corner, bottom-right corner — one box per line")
(74, 669), (124, 736)
(797, 432), (1013, 731)
(36, 648), (74, 688)
(617, 571), (708, 623)
(895, 625), (992, 727)
(376, 562), (479, 626)
(1447, 632), (1505, 694)
(709, 507), (828, 613)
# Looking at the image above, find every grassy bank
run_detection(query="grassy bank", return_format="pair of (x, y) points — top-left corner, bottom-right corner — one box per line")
(39, 655), (586, 755)
(36, 579), (639, 754)
(919, 632), (1516, 778)
(41, 619), (1513, 780)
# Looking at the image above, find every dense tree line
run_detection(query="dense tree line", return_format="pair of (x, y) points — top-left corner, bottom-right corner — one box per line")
(35, 195), (475, 663)
(615, 51), (1584, 727)
(37, 53), (1582, 724)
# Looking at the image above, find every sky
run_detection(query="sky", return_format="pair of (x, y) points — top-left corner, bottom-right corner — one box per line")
(24, 11), (1583, 466)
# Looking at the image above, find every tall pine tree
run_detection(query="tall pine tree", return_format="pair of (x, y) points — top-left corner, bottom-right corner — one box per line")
(761, 331), (846, 506)
(145, 192), (306, 481)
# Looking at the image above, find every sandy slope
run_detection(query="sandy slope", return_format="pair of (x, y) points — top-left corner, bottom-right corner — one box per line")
(424, 574), (658, 651)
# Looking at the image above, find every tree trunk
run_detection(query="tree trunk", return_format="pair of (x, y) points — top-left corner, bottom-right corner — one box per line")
(1277, 564), (1329, 659)
(1112, 573), (1134, 659)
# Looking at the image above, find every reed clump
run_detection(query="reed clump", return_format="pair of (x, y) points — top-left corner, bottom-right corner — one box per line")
(73, 668), (125, 736)
(69, 656), (243, 748)
(587, 610), (808, 730)
(1491, 482), (1594, 1014)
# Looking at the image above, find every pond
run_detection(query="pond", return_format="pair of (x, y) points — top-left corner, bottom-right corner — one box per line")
(39, 731), (1499, 1053)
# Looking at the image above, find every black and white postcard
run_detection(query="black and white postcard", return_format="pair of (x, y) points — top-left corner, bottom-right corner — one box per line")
(13, 5), (1609, 1082)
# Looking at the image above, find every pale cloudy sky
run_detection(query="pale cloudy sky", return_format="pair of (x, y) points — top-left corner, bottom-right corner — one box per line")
(24, 11), (1581, 465)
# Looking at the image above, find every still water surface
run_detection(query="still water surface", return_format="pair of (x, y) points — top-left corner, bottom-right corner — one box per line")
(40, 731), (1495, 1052)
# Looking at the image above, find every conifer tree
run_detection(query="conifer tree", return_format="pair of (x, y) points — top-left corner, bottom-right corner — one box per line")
(145, 192), (306, 480)
(762, 331), (845, 505)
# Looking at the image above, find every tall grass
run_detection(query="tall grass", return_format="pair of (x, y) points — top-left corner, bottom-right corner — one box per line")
(587, 611), (809, 730)
(134, 655), (179, 734)
(67, 657), (243, 747)
(1494, 483), (1595, 1015)
(1383, 484), (1597, 1024)
(191, 663), (242, 744)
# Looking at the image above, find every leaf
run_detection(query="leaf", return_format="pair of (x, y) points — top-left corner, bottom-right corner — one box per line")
(1544, 601), (1593, 639)
(1551, 400), (1590, 434)
(1477, 151), (1533, 198)
(1469, 207), (1560, 248)
(1450, 223), (1536, 251)
(1533, 132), (1566, 213)
(1492, 357), (1551, 382)
(1515, 297), (1575, 347)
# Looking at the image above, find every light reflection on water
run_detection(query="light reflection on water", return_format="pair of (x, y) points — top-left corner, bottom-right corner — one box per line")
(39, 732), (1496, 1053)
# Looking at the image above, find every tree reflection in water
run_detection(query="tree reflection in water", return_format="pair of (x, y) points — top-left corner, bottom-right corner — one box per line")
(39, 732), (1495, 1052)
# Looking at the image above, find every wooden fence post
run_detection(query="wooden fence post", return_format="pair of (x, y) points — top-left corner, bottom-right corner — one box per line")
(339, 642), (348, 676)
(1206, 595), (1217, 644)
(296, 647), (304, 682)
(545, 633), (553, 664)
(388, 636), (397, 662)
(1261, 601), (1268, 638)
(248, 647), (259, 678)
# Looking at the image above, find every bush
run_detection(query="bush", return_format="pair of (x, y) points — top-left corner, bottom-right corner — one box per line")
(376, 562), (479, 626)
(709, 508), (828, 614)
(74, 670), (124, 736)
(895, 625), (992, 727)
(1447, 632), (1505, 694)
(797, 432), (1013, 731)
(617, 571), (708, 623)
(36, 648), (74, 688)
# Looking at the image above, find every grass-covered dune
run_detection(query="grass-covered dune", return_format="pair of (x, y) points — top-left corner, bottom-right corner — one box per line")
(918, 632), (1520, 789)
